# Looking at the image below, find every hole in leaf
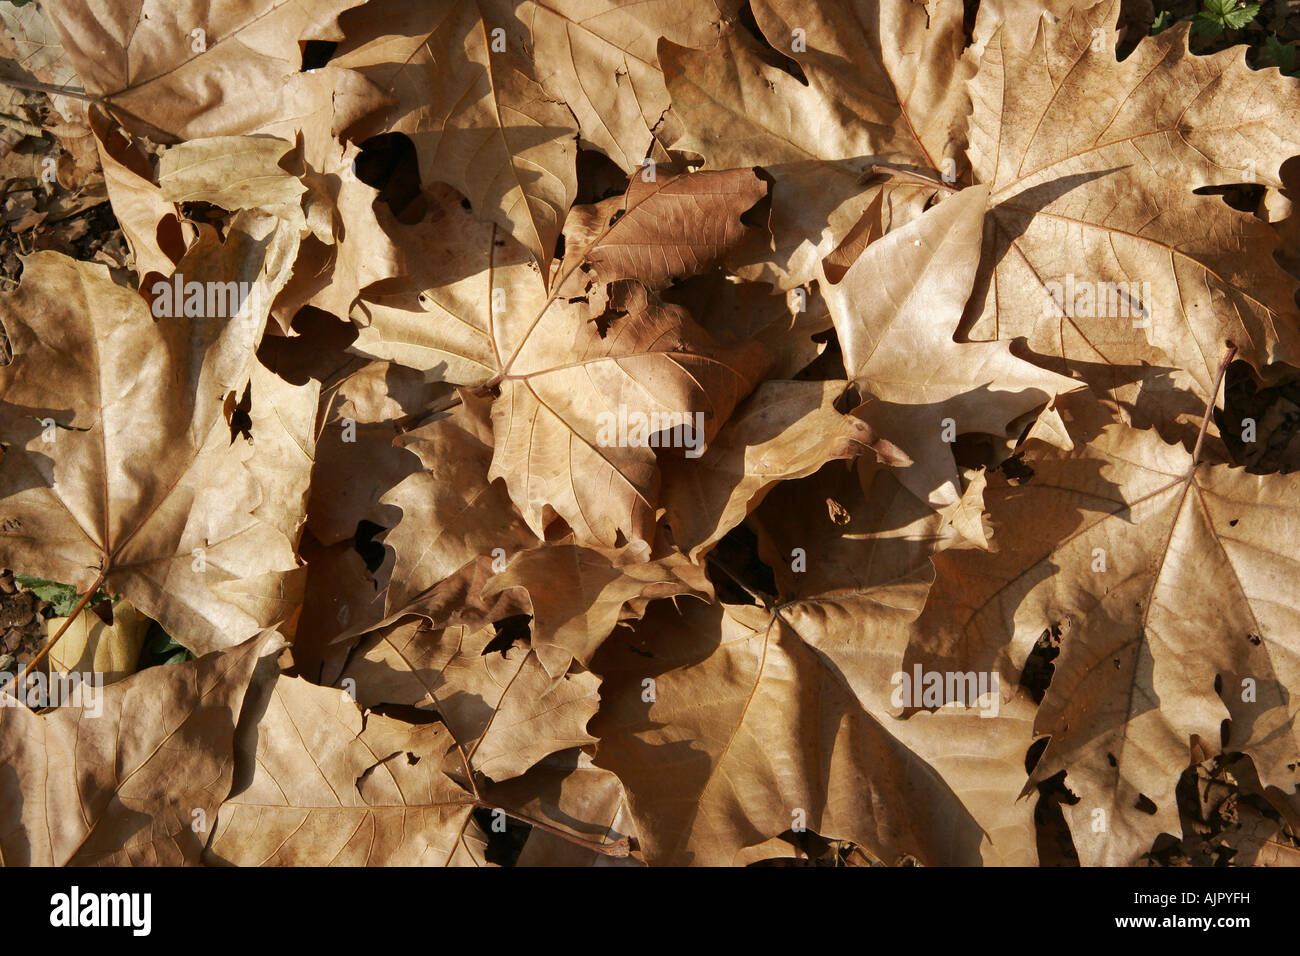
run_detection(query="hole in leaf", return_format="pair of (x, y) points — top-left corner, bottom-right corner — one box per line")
(1019, 625), (1061, 704)
(300, 40), (337, 71)
(1034, 770), (1081, 867)
(485, 615), (531, 656)
(1024, 736), (1049, 775)
(223, 385), (252, 443)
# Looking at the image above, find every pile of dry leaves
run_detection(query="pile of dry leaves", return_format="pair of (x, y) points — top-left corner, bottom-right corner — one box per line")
(0, 0), (1298, 867)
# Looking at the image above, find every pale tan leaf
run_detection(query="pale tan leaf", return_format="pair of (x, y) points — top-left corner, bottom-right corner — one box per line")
(209, 674), (487, 865)
(159, 135), (306, 212)
(46, 0), (367, 141)
(965, 0), (1300, 415)
(822, 184), (1081, 507)
(333, 0), (577, 272)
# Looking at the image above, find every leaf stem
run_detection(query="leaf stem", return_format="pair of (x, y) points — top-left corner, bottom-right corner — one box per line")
(866, 164), (959, 193)
(473, 798), (631, 857)
(15, 571), (107, 692)
(1191, 342), (1237, 468)
(0, 77), (96, 103)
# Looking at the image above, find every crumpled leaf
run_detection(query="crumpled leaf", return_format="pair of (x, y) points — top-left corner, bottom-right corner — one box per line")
(821, 184), (1082, 506)
(489, 749), (641, 866)
(660, 379), (909, 561)
(483, 542), (714, 677)
(660, 0), (972, 287)
(556, 168), (767, 295)
(47, 597), (149, 685)
(88, 107), (185, 281)
(333, 615), (601, 783)
(525, 0), (735, 172)
(378, 391), (538, 614)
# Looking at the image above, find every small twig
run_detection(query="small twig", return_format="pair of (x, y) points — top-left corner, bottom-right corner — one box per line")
(0, 76), (97, 103)
(1190, 343), (1237, 468)
(866, 163), (959, 193)
(16, 571), (106, 691)
(424, 390), (464, 417)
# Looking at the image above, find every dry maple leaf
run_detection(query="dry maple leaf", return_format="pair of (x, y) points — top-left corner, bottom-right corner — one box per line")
(659, 0), (971, 287)
(333, 0), (739, 271)
(592, 599), (998, 865)
(555, 168), (768, 295)
(333, 615), (601, 783)
(45, 0), (367, 142)
(0, 631), (282, 865)
(332, 0), (579, 273)
(524, 0), (735, 172)
(211, 670), (632, 865)
(47, 596), (149, 685)
(351, 184), (769, 548)
(902, 386), (1300, 864)
(377, 392), (538, 614)
(776, 595), (1042, 866)
(0, 250), (314, 655)
(209, 673), (491, 865)
(964, 0), (1300, 413)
